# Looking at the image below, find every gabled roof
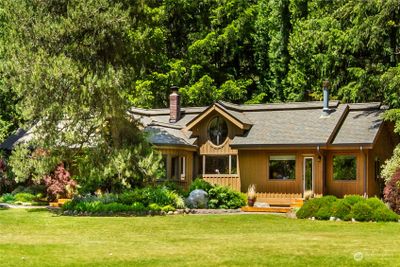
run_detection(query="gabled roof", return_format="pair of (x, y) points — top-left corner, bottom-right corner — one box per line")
(185, 102), (252, 131)
(128, 100), (387, 149)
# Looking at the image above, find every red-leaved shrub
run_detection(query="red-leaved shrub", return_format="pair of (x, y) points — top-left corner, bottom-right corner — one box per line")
(383, 169), (400, 214)
(43, 163), (77, 200)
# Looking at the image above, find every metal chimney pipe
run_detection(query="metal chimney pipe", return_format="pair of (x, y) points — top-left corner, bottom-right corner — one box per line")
(323, 80), (330, 115)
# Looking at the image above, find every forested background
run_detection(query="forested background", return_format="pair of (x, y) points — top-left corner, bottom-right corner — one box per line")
(1, 0), (400, 141)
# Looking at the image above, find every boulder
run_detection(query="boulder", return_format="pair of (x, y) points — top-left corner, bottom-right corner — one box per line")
(185, 189), (208, 209)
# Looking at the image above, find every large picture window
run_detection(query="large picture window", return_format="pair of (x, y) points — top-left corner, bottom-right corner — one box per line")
(203, 155), (237, 175)
(208, 116), (228, 146)
(269, 155), (296, 180)
(333, 155), (357, 181)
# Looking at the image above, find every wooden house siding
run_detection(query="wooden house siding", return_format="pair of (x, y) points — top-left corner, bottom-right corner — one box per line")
(239, 150), (323, 195)
(368, 123), (399, 196)
(190, 110), (242, 155)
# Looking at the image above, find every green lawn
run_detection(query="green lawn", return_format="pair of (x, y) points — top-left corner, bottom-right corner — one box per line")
(0, 209), (399, 267)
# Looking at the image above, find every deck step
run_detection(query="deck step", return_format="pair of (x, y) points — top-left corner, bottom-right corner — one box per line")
(241, 206), (293, 213)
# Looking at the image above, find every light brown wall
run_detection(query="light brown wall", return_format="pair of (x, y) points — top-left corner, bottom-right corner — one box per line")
(239, 149), (322, 194)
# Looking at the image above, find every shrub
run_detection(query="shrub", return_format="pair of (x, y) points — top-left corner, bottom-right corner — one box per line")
(142, 187), (175, 207)
(0, 193), (15, 203)
(148, 203), (161, 211)
(351, 202), (373, 222)
(331, 200), (351, 220)
(315, 206), (331, 220)
(189, 178), (214, 193)
(384, 169), (400, 214)
(161, 181), (185, 196)
(366, 197), (387, 210)
(161, 205), (176, 212)
(131, 202), (146, 212)
(296, 196), (337, 219)
(118, 190), (143, 205)
(14, 193), (36, 202)
(343, 195), (365, 206)
(44, 163), (77, 200)
(372, 207), (399, 222)
(296, 198), (321, 219)
(102, 203), (132, 213)
(207, 186), (246, 209)
(11, 184), (47, 196)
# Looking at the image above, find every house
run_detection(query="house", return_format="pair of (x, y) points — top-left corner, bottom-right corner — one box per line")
(129, 87), (398, 198)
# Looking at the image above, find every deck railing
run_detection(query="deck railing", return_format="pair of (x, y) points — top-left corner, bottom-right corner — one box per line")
(202, 175), (241, 191)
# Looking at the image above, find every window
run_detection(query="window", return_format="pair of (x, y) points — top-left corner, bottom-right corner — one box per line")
(269, 155), (296, 180)
(171, 156), (179, 180)
(203, 155), (237, 175)
(333, 155), (357, 181)
(208, 116), (228, 146)
(162, 155), (186, 181)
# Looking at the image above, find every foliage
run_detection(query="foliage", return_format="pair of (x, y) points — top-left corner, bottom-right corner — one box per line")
(351, 202), (373, 222)
(188, 178), (214, 193)
(62, 186), (185, 214)
(381, 145), (400, 182)
(43, 164), (77, 200)
(331, 200), (352, 221)
(297, 195), (396, 222)
(384, 169), (400, 214)
(343, 195), (365, 206)
(296, 196), (337, 219)
(247, 184), (256, 199)
(372, 207), (399, 222)
(0, 193), (15, 203)
(207, 186), (246, 209)
(14, 192), (36, 203)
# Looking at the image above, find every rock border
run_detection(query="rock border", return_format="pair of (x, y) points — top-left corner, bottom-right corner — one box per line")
(58, 208), (243, 217)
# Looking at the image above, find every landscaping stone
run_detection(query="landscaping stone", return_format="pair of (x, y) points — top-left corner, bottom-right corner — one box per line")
(186, 189), (208, 208)
(167, 211), (174, 215)
(329, 217), (336, 221)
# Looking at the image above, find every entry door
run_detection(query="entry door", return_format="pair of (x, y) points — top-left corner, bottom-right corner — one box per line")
(303, 157), (314, 193)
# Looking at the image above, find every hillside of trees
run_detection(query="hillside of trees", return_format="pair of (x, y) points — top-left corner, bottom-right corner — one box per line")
(0, 0), (399, 142)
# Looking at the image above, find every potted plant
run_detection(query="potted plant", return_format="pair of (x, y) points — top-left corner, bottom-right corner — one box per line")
(247, 184), (257, 207)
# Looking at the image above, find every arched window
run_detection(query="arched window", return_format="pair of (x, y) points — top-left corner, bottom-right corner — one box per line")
(208, 116), (228, 146)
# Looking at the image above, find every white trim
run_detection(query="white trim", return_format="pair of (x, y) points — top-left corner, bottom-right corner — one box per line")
(303, 157), (314, 193)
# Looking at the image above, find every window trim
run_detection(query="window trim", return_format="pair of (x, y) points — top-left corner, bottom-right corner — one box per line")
(267, 154), (297, 181)
(207, 116), (229, 148)
(331, 153), (358, 182)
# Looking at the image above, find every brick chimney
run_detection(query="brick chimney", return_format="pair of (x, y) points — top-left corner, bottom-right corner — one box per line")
(169, 86), (181, 123)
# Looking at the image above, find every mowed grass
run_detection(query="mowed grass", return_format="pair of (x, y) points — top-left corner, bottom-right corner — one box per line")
(0, 209), (399, 267)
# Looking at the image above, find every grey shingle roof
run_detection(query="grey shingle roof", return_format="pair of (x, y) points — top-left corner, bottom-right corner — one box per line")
(231, 104), (349, 146)
(144, 124), (196, 148)
(129, 100), (386, 148)
(332, 109), (384, 145)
